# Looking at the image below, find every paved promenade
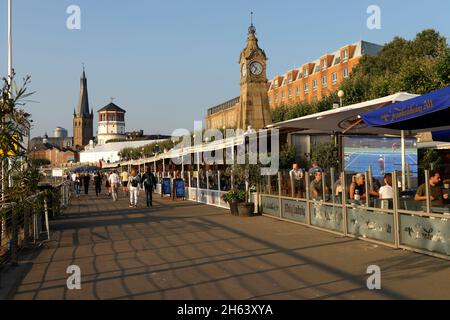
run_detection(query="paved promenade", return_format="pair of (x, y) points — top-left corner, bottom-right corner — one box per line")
(1, 190), (450, 300)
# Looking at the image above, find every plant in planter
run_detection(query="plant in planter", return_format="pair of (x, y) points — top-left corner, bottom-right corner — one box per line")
(225, 154), (263, 217)
(222, 189), (246, 215)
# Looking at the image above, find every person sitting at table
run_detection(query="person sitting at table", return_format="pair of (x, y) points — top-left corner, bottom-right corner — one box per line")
(415, 170), (449, 207)
(349, 173), (379, 201)
(310, 171), (330, 200)
(379, 173), (394, 200)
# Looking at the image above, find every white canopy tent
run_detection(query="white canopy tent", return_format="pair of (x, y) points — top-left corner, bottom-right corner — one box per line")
(267, 92), (419, 134)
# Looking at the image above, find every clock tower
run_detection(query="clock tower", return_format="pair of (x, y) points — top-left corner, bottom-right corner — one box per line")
(237, 20), (272, 130)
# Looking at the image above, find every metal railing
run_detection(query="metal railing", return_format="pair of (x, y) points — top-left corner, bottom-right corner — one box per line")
(0, 181), (72, 271)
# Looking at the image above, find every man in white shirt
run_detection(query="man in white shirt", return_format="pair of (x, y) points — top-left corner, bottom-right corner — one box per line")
(109, 170), (120, 201)
(289, 163), (304, 198)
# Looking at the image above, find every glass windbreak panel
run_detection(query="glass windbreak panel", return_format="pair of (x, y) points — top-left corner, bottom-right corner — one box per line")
(207, 170), (218, 190)
(199, 170), (207, 189)
(282, 198), (307, 223)
(347, 207), (395, 243)
(280, 170), (291, 197)
(220, 172), (231, 191)
(287, 168), (306, 199)
(309, 202), (344, 232)
(261, 195), (280, 217)
(198, 188), (208, 203)
(400, 213), (450, 255)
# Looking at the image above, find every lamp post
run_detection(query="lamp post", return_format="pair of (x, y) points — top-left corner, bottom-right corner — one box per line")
(338, 90), (345, 107)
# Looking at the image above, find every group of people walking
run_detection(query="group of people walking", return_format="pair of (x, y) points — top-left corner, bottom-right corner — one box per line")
(70, 167), (157, 208)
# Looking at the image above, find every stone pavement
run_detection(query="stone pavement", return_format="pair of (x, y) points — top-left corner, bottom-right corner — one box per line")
(1, 189), (450, 300)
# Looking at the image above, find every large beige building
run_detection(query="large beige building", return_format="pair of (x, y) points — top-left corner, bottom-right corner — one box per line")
(206, 40), (383, 129)
(206, 23), (272, 130)
(268, 41), (382, 108)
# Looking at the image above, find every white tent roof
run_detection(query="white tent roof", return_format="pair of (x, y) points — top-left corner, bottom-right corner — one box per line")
(268, 92), (420, 135)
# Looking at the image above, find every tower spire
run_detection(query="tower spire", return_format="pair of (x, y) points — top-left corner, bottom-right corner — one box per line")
(248, 11), (256, 34)
(76, 64), (90, 117)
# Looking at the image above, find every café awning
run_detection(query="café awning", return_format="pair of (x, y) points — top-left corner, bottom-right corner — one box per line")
(361, 85), (450, 131)
(268, 92), (419, 135)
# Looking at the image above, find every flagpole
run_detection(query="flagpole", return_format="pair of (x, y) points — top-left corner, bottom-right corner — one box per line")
(8, 0), (13, 84)
(2, 0), (13, 199)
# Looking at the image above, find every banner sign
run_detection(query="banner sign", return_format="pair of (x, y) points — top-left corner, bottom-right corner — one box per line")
(162, 178), (171, 196)
(174, 179), (185, 198)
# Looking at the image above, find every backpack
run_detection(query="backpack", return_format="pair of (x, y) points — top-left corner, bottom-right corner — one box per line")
(130, 176), (140, 188)
(143, 173), (155, 188)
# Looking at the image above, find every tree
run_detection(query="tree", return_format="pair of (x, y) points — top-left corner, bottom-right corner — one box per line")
(0, 74), (36, 202)
(279, 144), (296, 170)
(310, 142), (339, 172)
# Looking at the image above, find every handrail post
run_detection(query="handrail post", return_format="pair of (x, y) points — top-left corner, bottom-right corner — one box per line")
(425, 169), (431, 214)
(11, 207), (18, 266)
(44, 199), (50, 241)
(364, 171), (370, 207)
(277, 172), (282, 218)
(341, 171), (348, 236)
(305, 173), (311, 225)
(392, 170), (400, 248)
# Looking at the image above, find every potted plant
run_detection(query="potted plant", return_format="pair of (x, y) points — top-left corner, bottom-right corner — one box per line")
(225, 154), (263, 217)
(222, 189), (246, 215)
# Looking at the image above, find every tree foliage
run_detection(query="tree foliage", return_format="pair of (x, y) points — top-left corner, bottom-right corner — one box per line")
(310, 142), (339, 171)
(340, 29), (450, 105)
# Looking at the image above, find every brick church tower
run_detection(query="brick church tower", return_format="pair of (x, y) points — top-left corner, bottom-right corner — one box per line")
(73, 67), (94, 148)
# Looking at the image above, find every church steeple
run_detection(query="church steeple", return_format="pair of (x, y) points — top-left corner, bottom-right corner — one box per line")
(73, 65), (94, 149)
(76, 65), (90, 117)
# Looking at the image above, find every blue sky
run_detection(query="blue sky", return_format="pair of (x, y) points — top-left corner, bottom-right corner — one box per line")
(0, 0), (449, 137)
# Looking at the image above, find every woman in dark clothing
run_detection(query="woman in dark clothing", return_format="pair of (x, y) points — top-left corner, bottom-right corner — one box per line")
(94, 171), (102, 196)
(83, 172), (91, 195)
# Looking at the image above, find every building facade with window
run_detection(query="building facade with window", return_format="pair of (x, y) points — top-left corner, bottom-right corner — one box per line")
(97, 102), (127, 145)
(267, 40), (383, 109)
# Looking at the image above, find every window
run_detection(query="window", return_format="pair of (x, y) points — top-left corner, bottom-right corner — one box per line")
(313, 79), (318, 90)
(322, 75), (327, 87)
(314, 66), (320, 73)
(303, 68), (308, 77)
(332, 72), (337, 83)
(288, 74), (293, 83)
(275, 80), (279, 88)
(343, 49), (348, 61)
(322, 60), (327, 70)
(304, 83), (309, 93)
(334, 57), (341, 65)
(288, 89), (292, 98)
(343, 68), (349, 78)
(296, 87), (300, 96)
(281, 91), (285, 101)
(275, 94), (278, 103)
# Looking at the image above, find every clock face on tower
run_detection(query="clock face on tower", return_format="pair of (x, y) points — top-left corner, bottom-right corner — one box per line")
(241, 63), (247, 77)
(250, 61), (263, 75)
